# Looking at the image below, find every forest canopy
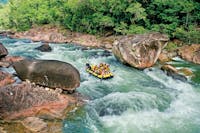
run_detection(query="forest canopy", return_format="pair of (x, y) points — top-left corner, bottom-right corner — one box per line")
(0, 0), (199, 43)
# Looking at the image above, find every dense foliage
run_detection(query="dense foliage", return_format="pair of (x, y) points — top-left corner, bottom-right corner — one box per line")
(0, 0), (199, 43)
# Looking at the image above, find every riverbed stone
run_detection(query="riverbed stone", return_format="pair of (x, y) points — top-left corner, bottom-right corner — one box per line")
(161, 64), (187, 82)
(0, 43), (8, 58)
(178, 44), (200, 64)
(158, 50), (178, 63)
(178, 68), (193, 76)
(112, 32), (169, 69)
(35, 43), (52, 52)
(13, 59), (80, 91)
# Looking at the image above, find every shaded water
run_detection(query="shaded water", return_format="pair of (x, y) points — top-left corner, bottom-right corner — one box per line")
(1, 36), (200, 133)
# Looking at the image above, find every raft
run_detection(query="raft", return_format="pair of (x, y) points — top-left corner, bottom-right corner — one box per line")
(86, 64), (114, 79)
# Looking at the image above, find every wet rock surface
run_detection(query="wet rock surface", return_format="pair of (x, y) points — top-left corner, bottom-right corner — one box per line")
(0, 82), (80, 120)
(112, 33), (169, 69)
(0, 43), (8, 58)
(161, 64), (187, 82)
(35, 43), (52, 52)
(178, 44), (200, 64)
(13, 59), (80, 91)
(178, 68), (193, 76)
(158, 50), (178, 63)
(0, 118), (63, 133)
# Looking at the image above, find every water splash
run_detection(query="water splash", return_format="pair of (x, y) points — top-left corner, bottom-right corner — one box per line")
(2, 36), (200, 133)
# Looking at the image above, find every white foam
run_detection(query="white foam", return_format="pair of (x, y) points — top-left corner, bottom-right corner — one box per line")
(3, 37), (200, 133)
(99, 69), (200, 133)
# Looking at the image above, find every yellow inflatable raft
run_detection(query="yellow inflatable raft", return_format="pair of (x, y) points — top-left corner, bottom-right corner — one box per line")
(86, 63), (114, 79)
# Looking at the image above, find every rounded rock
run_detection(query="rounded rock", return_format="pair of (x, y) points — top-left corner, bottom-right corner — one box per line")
(13, 59), (80, 91)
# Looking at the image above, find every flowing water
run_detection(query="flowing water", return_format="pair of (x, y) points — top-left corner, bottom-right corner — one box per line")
(0, 0), (7, 4)
(1, 36), (200, 133)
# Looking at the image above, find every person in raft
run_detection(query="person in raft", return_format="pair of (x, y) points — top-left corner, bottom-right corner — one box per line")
(86, 63), (110, 75)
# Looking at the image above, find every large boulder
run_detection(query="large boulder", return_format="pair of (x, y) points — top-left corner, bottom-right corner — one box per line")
(112, 33), (169, 69)
(0, 82), (80, 120)
(178, 44), (200, 64)
(35, 43), (52, 52)
(13, 59), (80, 92)
(0, 43), (8, 58)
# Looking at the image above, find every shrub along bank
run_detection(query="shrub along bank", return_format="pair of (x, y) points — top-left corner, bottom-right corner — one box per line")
(0, 0), (199, 44)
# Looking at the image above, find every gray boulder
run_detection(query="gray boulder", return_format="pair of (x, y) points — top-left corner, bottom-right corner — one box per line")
(13, 59), (80, 92)
(112, 33), (169, 69)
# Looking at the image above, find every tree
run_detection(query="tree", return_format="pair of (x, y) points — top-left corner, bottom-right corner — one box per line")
(0, 0), (199, 43)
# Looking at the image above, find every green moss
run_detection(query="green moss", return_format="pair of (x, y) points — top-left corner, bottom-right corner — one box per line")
(165, 42), (178, 51)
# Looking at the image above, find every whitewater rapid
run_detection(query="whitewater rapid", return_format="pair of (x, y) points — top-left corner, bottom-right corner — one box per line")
(1, 36), (200, 133)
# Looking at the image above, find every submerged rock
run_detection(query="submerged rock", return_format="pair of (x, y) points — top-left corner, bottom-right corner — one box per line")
(178, 68), (193, 76)
(112, 32), (169, 69)
(13, 59), (80, 92)
(178, 44), (200, 64)
(35, 43), (52, 52)
(0, 43), (8, 58)
(161, 64), (187, 82)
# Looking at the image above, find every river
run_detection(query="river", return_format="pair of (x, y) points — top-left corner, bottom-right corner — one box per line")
(1, 36), (200, 133)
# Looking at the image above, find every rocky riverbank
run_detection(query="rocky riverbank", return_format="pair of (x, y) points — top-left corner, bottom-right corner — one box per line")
(7, 25), (199, 64)
(0, 42), (84, 132)
(9, 25), (117, 50)
(3, 25), (200, 80)
(1, 26), (200, 132)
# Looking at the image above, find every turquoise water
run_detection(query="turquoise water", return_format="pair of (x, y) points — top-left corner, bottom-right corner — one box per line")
(168, 57), (200, 84)
(1, 36), (200, 133)
(0, 0), (7, 4)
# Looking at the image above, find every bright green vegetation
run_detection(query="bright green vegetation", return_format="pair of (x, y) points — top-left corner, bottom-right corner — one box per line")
(0, 0), (199, 43)
(165, 42), (178, 51)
